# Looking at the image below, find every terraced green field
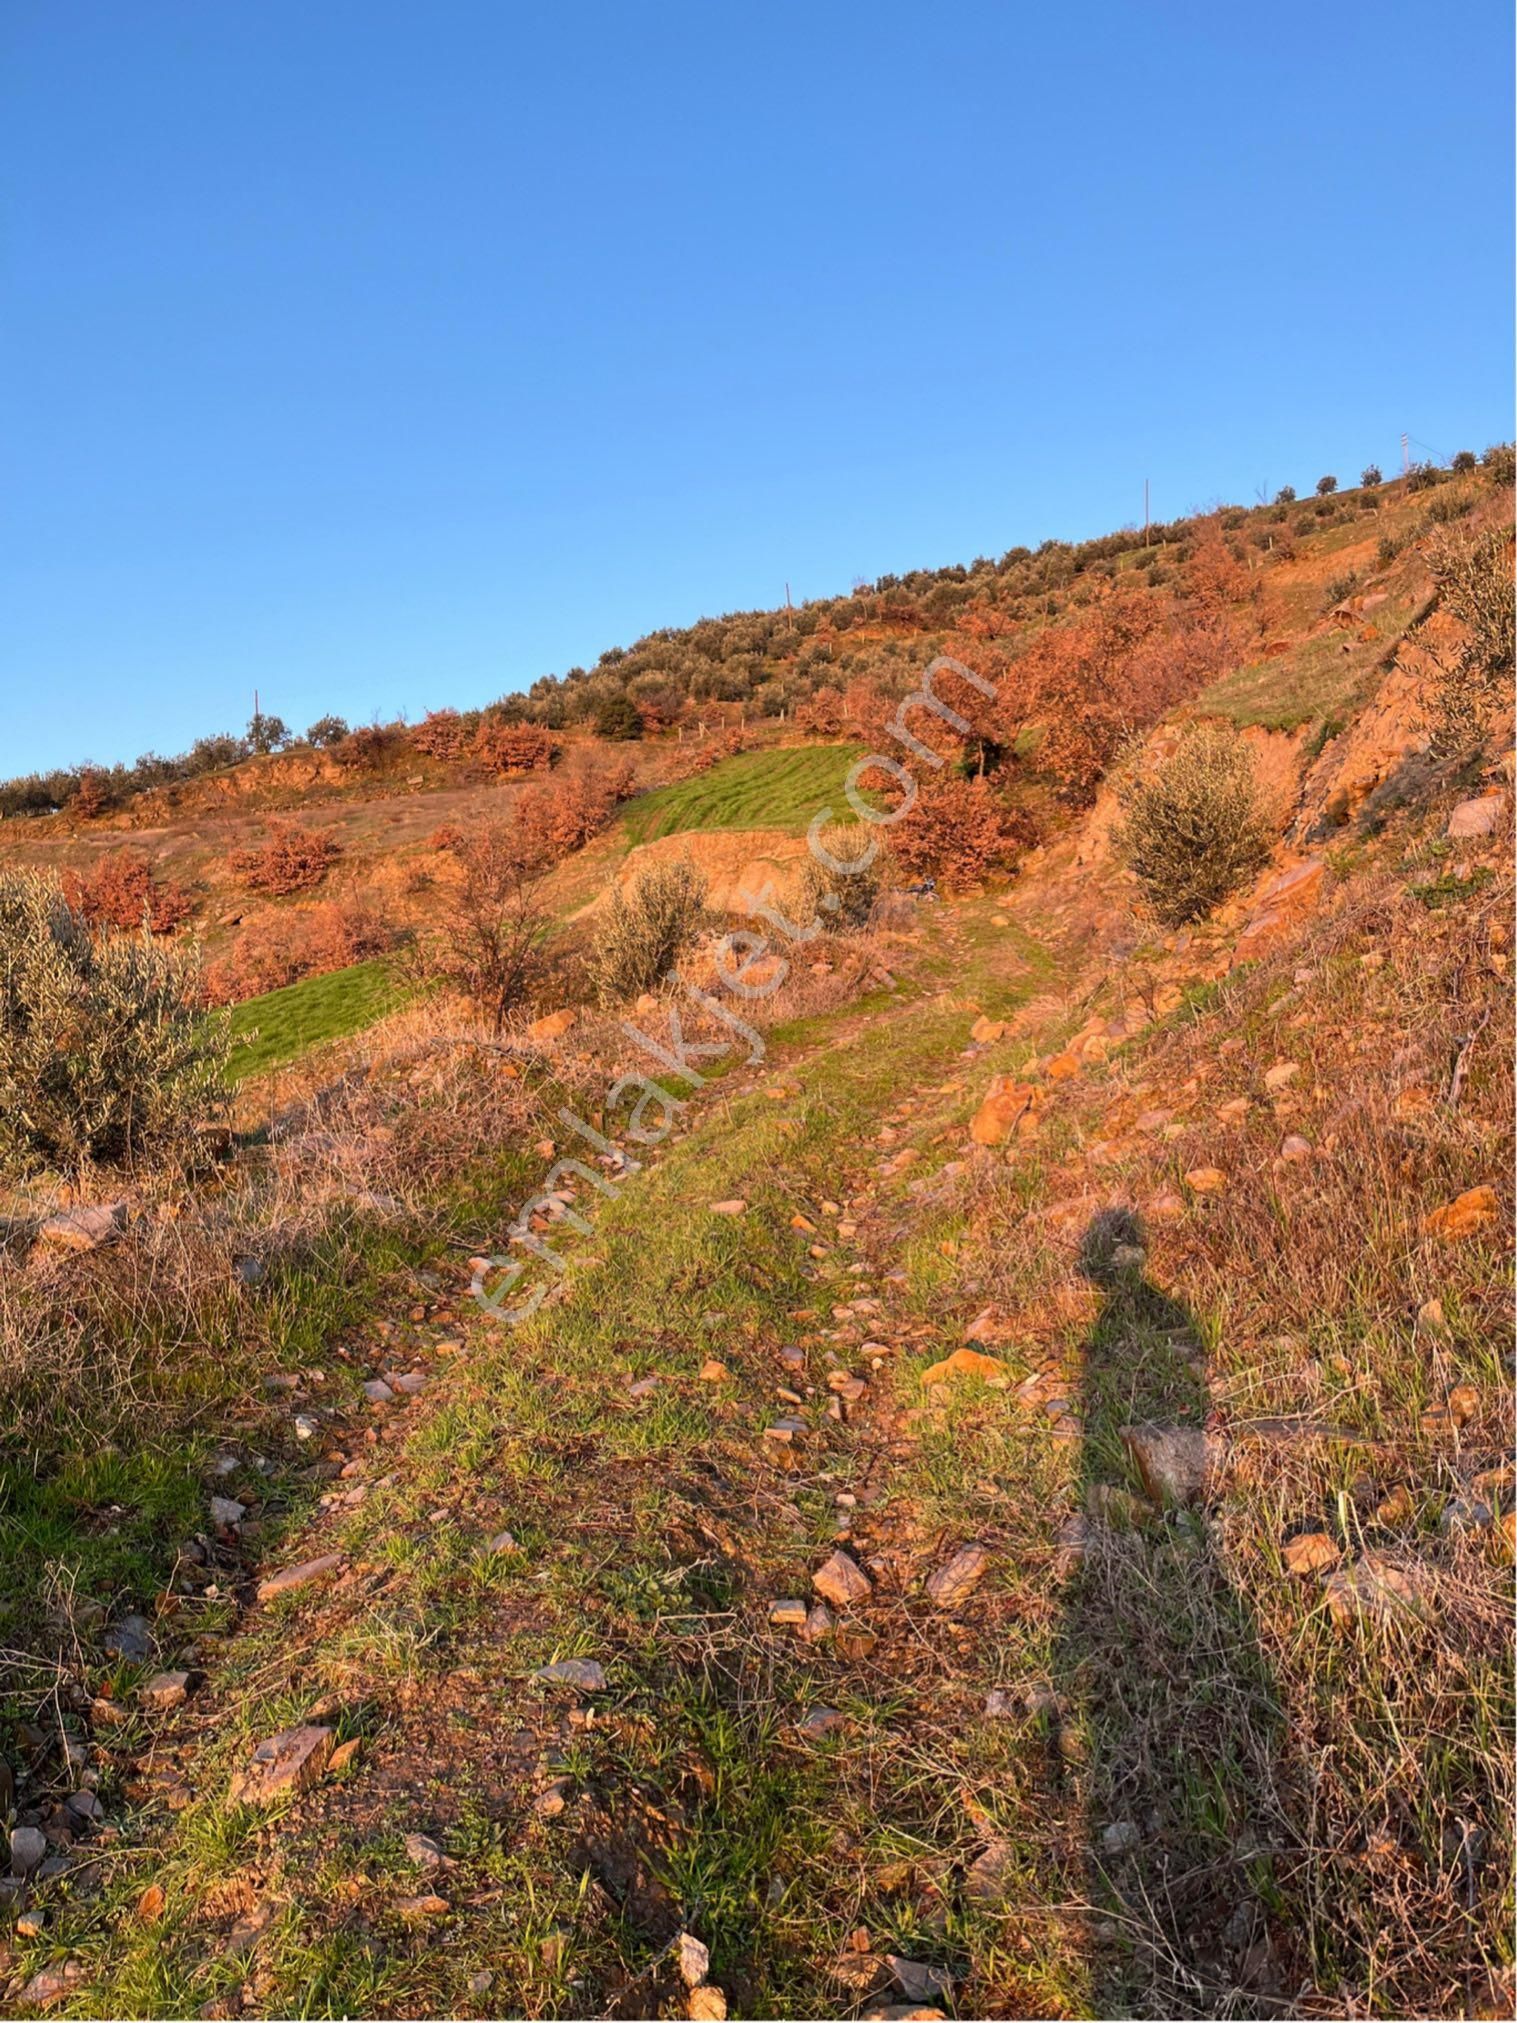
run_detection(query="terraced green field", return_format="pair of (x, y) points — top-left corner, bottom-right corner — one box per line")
(227, 746), (866, 1081)
(228, 958), (403, 1079)
(618, 742), (865, 845)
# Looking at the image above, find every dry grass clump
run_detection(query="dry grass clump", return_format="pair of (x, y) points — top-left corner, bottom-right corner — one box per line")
(0, 870), (230, 1177)
(1421, 524), (1516, 755)
(799, 820), (882, 928)
(235, 989), (591, 1210)
(1115, 720), (1274, 923)
(0, 982), (588, 1631)
(588, 857), (708, 1004)
(2, 1198), (304, 1465)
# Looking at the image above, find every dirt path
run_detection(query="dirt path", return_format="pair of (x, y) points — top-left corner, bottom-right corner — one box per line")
(21, 903), (1070, 2018)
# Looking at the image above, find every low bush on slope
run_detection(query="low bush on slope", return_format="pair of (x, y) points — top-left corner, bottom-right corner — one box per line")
(0, 870), (229, 1176)
(1115, 720), (1275, 923)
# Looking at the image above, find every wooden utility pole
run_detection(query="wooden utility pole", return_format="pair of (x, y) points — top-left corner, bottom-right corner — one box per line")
(1143, 479), (1150, 544)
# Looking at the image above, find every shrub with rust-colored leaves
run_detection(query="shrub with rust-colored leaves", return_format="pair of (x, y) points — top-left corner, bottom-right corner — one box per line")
(887, 775), (1036, 888)
(997, 586), (1236, 803)
(882, 772), (1029, 886)
(61, 851), (193, 934)
(796, 686), (848, 737)
(229, 822), (340, 896)
(411, 709), (474, 761)
(1177, 519), (1260, 620)
(844, 656), (1006, 774)
(428, 823), (465, 852)
(333, 721), (408, 771)
(629, 683), (683, 733)
(204, 898), (396, 1003)
(203, 917), (298, 1001)
(516, 751), (635, 861)
(71, 769), (112, 821)
(298, 898), (395, 972)
(472, 718), (558, 776)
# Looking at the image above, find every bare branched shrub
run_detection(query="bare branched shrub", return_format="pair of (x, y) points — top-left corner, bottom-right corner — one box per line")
(0, 871), (230, 1176)
(405, 824), (552, 1035)
(589, 859), (708, 1004)
(800, 820), (881, 929)
(1421, 526), (1516, 755)
(1115, 722), (1273, 924)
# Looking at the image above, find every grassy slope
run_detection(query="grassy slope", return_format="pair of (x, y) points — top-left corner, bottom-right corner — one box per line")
(617, 744), (865, 846)
(222, 748), (867, 1066)
(228, 960), (403, 1080)
(32, 811), (1514, 2017)
(7, 487), (1513, 2017)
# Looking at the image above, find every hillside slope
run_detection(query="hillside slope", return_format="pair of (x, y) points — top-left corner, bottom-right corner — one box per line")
(1, 459), (1504, 1012)
(3, 603), (1511, 2018)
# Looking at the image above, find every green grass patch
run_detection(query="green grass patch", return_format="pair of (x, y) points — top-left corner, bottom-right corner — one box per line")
(618, 743), (866, 846)
(228, 958), (403, 1079)
(1409, 865), (1496, 910)
(1199, 631), (1382, 732)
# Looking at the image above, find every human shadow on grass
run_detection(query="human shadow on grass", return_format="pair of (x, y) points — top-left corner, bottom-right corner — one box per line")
(1049, 1208), (1301, 2019)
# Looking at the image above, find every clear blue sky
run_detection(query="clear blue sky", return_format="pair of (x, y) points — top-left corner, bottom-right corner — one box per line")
(2, 1), (1510, 776)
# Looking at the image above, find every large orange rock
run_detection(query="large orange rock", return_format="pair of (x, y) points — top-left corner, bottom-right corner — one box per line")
(921, 1346), (1009, 1387)
(1236, 857), (1326, 955)
(969, 1077), (1040, 1146)
(1257, 857), (1325, 918)
(1423, 1186), (1498, 1241)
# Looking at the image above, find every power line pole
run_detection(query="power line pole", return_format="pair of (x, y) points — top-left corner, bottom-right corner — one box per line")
(1400, 432), (1410, 475)
(1143, 479), (1150, 544)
